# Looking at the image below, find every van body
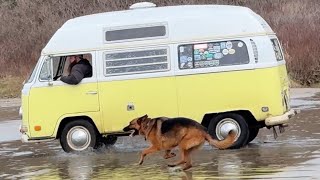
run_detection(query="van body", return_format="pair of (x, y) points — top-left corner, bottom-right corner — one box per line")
(20, 3), (297, 151)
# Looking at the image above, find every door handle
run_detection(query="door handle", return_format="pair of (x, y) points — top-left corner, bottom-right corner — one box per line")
(86, 91), (98, 95)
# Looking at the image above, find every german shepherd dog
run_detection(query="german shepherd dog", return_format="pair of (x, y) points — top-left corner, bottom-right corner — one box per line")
(123, 115), (236, 170)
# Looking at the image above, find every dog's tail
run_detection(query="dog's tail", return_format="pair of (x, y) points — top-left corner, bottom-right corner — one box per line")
(205, 131), (236, 149)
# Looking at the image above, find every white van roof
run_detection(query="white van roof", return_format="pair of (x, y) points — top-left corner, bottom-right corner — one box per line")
(42, 4), (274, 55)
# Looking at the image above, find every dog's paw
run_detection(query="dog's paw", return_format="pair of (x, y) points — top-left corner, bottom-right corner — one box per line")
(164, 152), (176, 159)
(167, 163), (177, 167)
(182, 164), (192, 171)
(168, 166), (184, 173)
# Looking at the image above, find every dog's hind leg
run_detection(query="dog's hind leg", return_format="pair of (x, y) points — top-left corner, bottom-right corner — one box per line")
(167, 149), (186, 167)
(138, 146), (159, 165)
(163, 150), (176, 159)
(182, 148), (193, 170)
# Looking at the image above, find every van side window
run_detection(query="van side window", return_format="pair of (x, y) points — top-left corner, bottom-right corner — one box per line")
(271, 39), (284, 61)
(105, 25), (166, 42)
(39, 59), (52, 81)
(51, 54), (92, 81)
(178, 40), (249, 69)
(104, 48), (169, 76)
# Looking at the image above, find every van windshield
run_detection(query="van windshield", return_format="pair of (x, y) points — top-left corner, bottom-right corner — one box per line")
(26, 58), (41, 83)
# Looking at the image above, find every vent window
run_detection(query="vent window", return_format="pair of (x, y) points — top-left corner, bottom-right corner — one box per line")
(104, 48), (169, 76)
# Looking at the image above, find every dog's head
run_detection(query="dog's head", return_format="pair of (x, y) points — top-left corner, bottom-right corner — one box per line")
(123, 114), (149, 136)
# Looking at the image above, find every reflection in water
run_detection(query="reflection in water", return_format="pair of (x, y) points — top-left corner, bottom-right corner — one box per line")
(1, 138), (319, 179)
(0, 109), (320, 179)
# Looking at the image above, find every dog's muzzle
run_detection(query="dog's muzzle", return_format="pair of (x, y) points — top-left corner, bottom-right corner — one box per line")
(123, 126), (131, 132)
(123, 126), (139, 137)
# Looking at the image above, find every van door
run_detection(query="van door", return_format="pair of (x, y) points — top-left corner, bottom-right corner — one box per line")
(28, 53), (100, 138)
(98, 47), (178, 132)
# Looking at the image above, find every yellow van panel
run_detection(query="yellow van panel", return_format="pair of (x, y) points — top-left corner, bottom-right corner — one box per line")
(28, 82), (100, 137)
(98, 76), (178, 132)
(25, 65), (287, 138)
(21, 94), (30, 136)
(176, 66), (285, 122)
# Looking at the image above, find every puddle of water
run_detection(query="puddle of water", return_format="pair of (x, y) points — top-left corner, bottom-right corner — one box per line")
(0, 120), (21, 143)
(0, 89), (320, 179)
(0, 130), (319, 180)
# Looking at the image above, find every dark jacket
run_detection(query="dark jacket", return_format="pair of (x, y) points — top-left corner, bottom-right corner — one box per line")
(61, 59), (92, 85)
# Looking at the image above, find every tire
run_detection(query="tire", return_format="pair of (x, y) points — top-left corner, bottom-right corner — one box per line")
(208, 113), (249, 149)
(247, 127), (259, 144)
(60, 120), (98, 152)
(100, 135), (118, 146)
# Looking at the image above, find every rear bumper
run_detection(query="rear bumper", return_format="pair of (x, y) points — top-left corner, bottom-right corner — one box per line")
(265, 109), (299, 126)
(21, 133), (29, 143)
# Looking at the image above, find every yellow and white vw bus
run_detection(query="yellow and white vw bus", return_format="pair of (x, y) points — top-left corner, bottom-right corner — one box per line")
(20, 2), (297, 152)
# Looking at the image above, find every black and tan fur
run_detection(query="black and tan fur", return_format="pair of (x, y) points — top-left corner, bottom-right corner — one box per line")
(123, 115), (236, 170)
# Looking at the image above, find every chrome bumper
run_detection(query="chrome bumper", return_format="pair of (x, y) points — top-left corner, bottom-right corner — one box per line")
(265, 109), (299, 126)
(21, 133), (55, 143)
(21, 133), (29, 143)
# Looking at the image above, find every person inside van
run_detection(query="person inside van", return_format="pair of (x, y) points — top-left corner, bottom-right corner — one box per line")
(60, 54), (92, 85)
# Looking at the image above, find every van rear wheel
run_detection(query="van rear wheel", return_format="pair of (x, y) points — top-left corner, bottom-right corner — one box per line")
(247, 127), (259, 144)
(208, 113), (249, 149)
(60, 120), (98, 152)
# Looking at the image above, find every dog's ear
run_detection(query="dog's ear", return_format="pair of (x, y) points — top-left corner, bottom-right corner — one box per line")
(137, 114), (148, 125)
(142, 114), (148, 119)
(137, 117), (143, 125)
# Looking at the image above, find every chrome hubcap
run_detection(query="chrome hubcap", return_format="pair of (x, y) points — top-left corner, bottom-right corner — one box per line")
(215, 118), (241, 140)
(67, 126), (91, 151)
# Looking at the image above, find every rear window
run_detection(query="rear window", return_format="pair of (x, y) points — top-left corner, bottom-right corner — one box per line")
(271, 39), (284, 61)
(105, 25), (166, 42)
(178, 40), (250, 69)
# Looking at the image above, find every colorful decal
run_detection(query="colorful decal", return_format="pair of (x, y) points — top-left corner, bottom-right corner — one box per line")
(206, 53), (214, 60)
(213, 45), (221, 52)
(194, 55), (201, 61)
(194, 44), (208, 49)
(220, 42), (226, 49)
(222, 49), (229, 55)
(226, 41), (233, 49)
(214, 53), (223, 59)
(238, 42), (244, 48)
(212, 60), (219, 66)
(180, 56), (188, 63)
(229, 49), (236, 55)
(208, 48), (215, 53)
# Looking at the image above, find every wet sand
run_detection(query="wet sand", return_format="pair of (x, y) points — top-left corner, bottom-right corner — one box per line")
(0, 89), (320, 179)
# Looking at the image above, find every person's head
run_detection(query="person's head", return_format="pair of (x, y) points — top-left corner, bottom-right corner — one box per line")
(68, 54), (83, 63)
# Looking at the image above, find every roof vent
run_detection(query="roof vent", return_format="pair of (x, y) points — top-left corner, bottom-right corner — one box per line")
(129, 2), (156, 10)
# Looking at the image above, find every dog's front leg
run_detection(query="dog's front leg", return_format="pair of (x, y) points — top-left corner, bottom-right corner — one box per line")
(138, 146), (159, 165)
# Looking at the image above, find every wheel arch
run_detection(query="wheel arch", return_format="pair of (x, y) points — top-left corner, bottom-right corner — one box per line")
(56, 115), (100, 139)
(201, 110), (258, 129)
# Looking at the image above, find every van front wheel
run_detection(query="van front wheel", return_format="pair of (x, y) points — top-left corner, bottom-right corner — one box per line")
(60, 120), (98, 152)
(208, 113), (249, 149)
(100, 135), (118, 146)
